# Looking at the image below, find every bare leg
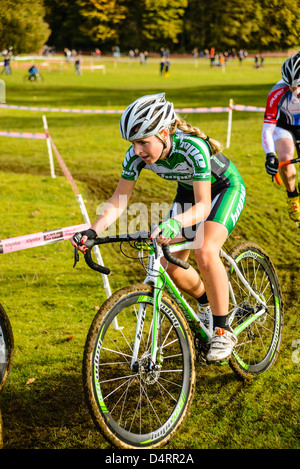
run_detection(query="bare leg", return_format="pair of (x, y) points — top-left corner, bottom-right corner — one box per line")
(160, 247), (205, 298)
(162, 221), (229, 316)
(163, 221), (236, 362)
(275, 138), (297, 192)
(193, 221), (229, 317)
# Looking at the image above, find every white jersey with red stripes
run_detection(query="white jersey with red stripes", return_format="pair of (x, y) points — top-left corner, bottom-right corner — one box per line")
(262, 80), (300, 154)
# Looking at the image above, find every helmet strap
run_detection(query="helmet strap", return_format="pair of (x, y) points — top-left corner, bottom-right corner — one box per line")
(156, 133), (167, 146)
(154, 132), (168, 159)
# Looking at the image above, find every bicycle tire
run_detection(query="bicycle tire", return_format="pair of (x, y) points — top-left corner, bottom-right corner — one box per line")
(226, 242), (283, 379)
(83, 283), (196, 449)
(0, 409), (2, 449)
(0, 303), (14, 393)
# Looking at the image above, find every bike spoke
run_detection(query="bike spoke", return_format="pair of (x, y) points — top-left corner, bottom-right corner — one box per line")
(227, 244), (282, 376)
(83, 286), (195, 448)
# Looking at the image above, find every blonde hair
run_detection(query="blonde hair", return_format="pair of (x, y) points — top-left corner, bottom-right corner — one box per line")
(168, 115), (223, 155)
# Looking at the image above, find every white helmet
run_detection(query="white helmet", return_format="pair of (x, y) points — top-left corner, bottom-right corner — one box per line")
(281, 52), (300, 87)
(120, 93), (175, 141)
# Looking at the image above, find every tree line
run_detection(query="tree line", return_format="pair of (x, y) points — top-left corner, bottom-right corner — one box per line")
(0, 0), (299, 55)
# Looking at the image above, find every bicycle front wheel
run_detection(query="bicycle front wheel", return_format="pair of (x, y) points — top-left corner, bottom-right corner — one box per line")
(0, 303), (14, 393)
(83, 283), (196, 449)
(227, 242), (283, 379)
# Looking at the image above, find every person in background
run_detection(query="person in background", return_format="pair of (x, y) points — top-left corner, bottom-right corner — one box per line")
(1, 55), (11, 75)
(262, 52), (300, 225)
(75, 51), (82, 75)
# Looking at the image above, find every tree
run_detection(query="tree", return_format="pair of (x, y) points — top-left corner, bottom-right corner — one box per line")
(209, 0), (259, 49)
(180, 0), (209, 52)
(249, 0), (300, 51)
(44, 0), (83, 49)
(0, 0), (50, 53)
(76, 0), (188, 51)
(77, 0), (127, 45)
(182, 0), (300, 52)
(142, 0), (188, 47)
(42, 0), (300, 53)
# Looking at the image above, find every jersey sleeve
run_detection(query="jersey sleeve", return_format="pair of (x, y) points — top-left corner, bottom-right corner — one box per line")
(184, 137), (211, 181)
(262, 122), (276, 154)
(121, 146), (146, 181)
(262, 81), (289, 155)
(263, 81), (289, 124)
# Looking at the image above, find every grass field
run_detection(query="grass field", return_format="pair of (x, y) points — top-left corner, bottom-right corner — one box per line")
(0, 55), (299, 450)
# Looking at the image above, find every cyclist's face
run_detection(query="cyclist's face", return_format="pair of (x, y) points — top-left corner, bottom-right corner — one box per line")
(132, 129), (169, 164)
(290, 85), (300, 98)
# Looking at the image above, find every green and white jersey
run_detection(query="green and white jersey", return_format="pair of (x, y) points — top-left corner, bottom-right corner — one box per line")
(121, 130), (231, 190)
(121, 130), (246, 237)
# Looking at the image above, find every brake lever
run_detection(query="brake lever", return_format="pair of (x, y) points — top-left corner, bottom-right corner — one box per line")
(73, 247), (79, 268)
(152, 238), (159, 259)
(73, 238), (95, 268)
(150, 223), (161, 260)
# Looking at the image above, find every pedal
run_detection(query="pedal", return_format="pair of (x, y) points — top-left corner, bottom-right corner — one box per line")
(205, 359), (229, 366)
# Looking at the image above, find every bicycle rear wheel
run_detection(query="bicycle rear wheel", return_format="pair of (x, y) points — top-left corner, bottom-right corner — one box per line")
(227, 243), (283, 379)
(0, 303), (14, 393)
(83, 283), (196, 449)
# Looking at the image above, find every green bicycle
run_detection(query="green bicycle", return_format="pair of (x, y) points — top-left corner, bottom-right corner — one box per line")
(75, 230), (283, 449)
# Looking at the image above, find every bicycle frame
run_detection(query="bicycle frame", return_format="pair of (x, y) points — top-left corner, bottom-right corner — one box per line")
(130, 239), (267, 371)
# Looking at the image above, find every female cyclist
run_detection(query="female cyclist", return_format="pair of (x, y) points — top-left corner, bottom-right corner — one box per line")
(262, 52), (300, 224)
(71, 93), (246, 363)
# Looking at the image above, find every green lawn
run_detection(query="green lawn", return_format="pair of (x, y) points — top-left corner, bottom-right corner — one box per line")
(0, 55), (299, 450)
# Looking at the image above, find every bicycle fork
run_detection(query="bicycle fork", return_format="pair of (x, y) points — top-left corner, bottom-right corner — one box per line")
(130, 243), (166, 372)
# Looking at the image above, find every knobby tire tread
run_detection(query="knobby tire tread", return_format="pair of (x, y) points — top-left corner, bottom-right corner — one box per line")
(227, 242), (283, 380)
(0, 303), (14, 394)
(83, 283), (196, 449)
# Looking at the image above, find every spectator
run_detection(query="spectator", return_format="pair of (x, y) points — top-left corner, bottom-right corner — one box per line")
(210, 47), (215, 67)
(75, 52), (82, 75)
(1, 55), (11, 75)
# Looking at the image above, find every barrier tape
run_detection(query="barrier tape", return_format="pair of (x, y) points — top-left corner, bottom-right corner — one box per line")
(0, 103), (266, 114)
(48, 132), (79, 195)
(176, 106), (229, 113)
(0, 130), (46, 139)
(45, 125), (114, 305)
(232, 104), (266, 112)
(0, 104), (232, 114)
(0, 104), (124, 114)
(1, 122), (114, 308)
(0, 223), (89, 254)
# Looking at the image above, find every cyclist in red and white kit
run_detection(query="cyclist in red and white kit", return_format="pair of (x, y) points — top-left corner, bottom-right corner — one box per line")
(262, 52), (300, 224)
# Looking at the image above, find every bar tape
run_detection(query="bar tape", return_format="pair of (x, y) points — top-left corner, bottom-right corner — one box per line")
(0, 223), (89, 254)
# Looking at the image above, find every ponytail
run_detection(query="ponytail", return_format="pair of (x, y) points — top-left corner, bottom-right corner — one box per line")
(169, 115), (223, 155)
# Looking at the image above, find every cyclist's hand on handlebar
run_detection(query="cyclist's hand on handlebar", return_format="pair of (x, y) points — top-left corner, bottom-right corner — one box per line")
(150, 219), (182, 245)
(265, 152), (279, 180)
(71, 228), (97, 252)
